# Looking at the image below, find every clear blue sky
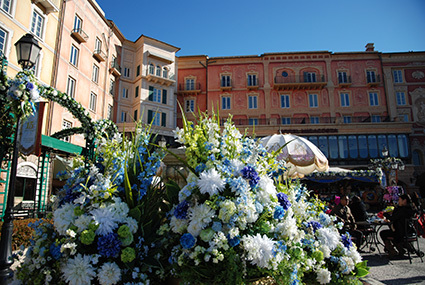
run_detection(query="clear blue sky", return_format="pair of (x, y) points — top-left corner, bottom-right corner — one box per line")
(98, 0), (425, 57)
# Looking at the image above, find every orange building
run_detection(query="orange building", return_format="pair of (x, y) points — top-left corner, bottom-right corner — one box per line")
(177, 45), (425, 190)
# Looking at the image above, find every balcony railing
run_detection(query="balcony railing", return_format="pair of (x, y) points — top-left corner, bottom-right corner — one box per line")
(178, 83), (202, 95)
(274, 75), (326, 90)
(93, 49), (106, 62)
(109, 60), (121, 77)
(71, 28), (88, 43)
(367, 75), (381, 86)
(220, 80), (232, 91)
(145, 70), (175, 86)
(338, 76), (352, 87)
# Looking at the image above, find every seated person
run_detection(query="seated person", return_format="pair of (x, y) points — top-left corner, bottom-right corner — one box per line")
(349, 195), (368, 222)
(330, 195), (363, 248)
(380, 194), (416, 258)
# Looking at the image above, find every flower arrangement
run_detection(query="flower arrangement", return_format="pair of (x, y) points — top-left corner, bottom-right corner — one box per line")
(163, 113), (368, 284)
(383, 186), (403, 204)
(16, 121), (172, 285)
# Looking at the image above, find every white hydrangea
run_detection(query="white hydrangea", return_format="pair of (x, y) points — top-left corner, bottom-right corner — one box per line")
(53, 203), (77, 235)
(241, 234), (276, 269)
(317, 227), (340, 251)
(170, 216), (188, 234)
(97, 262), (121, 285)
(256, 175), (277, 205)
(316, 268), (331, 284)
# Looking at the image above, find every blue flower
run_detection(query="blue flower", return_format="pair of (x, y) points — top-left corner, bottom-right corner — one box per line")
(180, 233), (196, 249)
(241, 165), (260, 187)
(212, 222), (222, 232)
(49, 243), (62, 260)
(306, 221), (322, 232)
(98, 233), (122, 258)
(174, 200), (189, 219)
(341, 233), (353, 249)
(26, 82), (34, 90)
(195, 163), (206, 174)
(227, 235), (240, 247)
(273, 241), (287, 256)
(276, 192), (291, 210)
(274, 206), (286, 219)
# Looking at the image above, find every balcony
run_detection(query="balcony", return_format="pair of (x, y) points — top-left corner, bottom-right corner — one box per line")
(274, 75), (326, 90)
(31, 0), (59, 14)
(71, 28), (88, 43)
(220, 81), (232, 91)
(247, 81), (259, 90)
(367, 75), (381, 87)
(93, 49), (106, 62)
(178, 83), (201, 95)
(144, 70), (175, 86)
(338, 76), (352, 87)
(109, 60), (121, 77)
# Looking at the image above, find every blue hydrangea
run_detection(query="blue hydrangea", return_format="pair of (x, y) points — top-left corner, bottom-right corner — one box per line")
(49, 243), (61, 260)
(98, 233), (122, 258)
(341, 233), (353, 249)
(180, 233), (196, 249)
(195, 163), (206, 174)
(276, 192), (292, 210)
(241, 165), (260, 187)
(274, 206), (286, 219)
(174, 200), (189, 219)
(229, 176), (249, 195)
(227, 235), (240, 247)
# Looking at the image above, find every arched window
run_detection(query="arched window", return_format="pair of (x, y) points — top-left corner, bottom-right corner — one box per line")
(149, 63), (154, 75)
(163, 67), (168, 78)
(412, 150), (424, 165)
(156, 65), (161, 76)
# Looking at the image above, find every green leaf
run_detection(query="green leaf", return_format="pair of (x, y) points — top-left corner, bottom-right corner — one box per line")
(128, 207), (142, 222)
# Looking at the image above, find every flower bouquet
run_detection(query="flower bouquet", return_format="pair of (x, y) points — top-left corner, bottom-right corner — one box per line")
(16, 122), (173, 284)
(164, 113), (368, 284)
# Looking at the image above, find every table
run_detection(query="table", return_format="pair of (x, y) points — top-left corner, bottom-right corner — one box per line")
(357, 220), (391, 254)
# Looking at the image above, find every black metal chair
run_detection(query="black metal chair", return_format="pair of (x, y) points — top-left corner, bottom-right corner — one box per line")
(403, 217), (424, 264)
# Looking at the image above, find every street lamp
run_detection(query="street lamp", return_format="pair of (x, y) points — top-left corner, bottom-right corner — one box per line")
(369, 146), (405, 186)
(0, 33), (42, 283)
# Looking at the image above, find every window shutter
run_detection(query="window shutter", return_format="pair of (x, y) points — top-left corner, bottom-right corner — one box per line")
(135, 86), (139, 98)
(161, 112), (166, 127)
(162, 89), (167, 104)
(148, 86), (154, 101)
(303, 72), (308, 82)
(148, 110), (153, 124)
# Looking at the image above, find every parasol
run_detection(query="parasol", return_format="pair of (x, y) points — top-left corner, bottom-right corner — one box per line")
(260, 134), (329, 178)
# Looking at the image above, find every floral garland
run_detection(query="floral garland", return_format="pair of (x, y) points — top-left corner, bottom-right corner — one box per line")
(16, 121), (170, 284)
(162, 113), (368, 284)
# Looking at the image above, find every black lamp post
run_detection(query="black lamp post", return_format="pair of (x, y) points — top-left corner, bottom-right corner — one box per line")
(0, 33), (41, 283)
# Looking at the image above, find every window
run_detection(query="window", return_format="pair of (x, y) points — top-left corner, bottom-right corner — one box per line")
(1, 0), (12, 13)
(310, 117), (320, 124)
(281, 117), (291, 125)
(396, 92), (406, 105)
(89, 92), (97, 111)
(108, 104), (113, 120)
(221, 75), (231, 87)
(0, 27), (8, 54)
(222, 96), (231, 110)
(66, 76), (76, 98)
(247, 74), (257, 86)
(148, 110), (166, 127)
(149, 63), (154, 75)
(398, 114), (409, 122)
(156, 65), (161, 76)
(248, 95), (258, 109)
(31, 10), (44, 38)
(121, 111), (127, 122)
(185, 78), (194, 90)
(163, 67), (168, 78)
(135, 86), (139, 98)
(304, 72), (316, 82)
(369, 92), (379, 106)
(70, 45), (79, 66)
(148, 86), (167, 104)
(280, 95), (290, 108)
(393, 70), (403, 83)
(95, 37), (102, 53)
(122, 88), (128, 99)
(133, 109), (138, 121)
(109, 79), (115, 95)
(29, 56), (40, 77)
(61, 120), (72, 142)
(366, 70), (376, 83)
(92, 64), (99, 83)
(73, 15), (82, 32)
(343, 116), (351, 124)
(340, 93), (350, 107)
(372, 115), (381, 122)
(123, 67), (130, 77)
(136, 65), (140, 76)
(338, 71), (348, 83)
(249, 118), (258, 126)
(185, 99), (194, 112)
(309, 94), (318, 108)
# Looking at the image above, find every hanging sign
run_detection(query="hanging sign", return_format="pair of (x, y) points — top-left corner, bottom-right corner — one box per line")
(19, 102), (46, 156)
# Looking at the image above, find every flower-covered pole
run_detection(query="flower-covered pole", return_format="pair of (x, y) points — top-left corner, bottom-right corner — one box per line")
(0, 33), (41, 284)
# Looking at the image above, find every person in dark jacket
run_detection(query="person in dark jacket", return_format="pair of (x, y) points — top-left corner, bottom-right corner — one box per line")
(349, 195), (368, 222)
(380, 194), (416, 257)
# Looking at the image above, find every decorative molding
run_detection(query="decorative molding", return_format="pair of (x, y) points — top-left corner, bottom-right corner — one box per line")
(412, 70), (424, 79)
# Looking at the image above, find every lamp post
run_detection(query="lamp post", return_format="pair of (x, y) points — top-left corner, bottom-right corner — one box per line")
(369, 146), (405, 187)
(0, 33), (41, 283)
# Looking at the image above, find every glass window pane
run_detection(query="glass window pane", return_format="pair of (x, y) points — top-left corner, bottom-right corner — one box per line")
(338, 136), (348, 158)
(308, 136), (318, 147)
(368, 135), (378, 158)
(348, 135), (358, 158)
(318, 136), (329, 157)
(377, 135), (387, 157)
(388, 135), (398, 157)
(329, 136), (338, 159)
(358, 135), (368, 158)
(397, 134), (409, 158)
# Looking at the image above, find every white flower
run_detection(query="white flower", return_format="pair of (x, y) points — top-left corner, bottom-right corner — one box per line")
(316, 268), (331, 284)
(241, 234), (276, 269)
(124, 217), (138, 234)
(90, 207), (119, 236)
(317, 227), (340, 251)
(339, 256), (355, 274)
(61, 254), (96, 285)
(66, 229), (77, 238)
(74, 214), (93, 233)
(346, 247), (362, 264)
(187, 204), (215, 236)
(61, 242), (77, 255)
(98, 262), (121, 285)
(256, 175), (277, 205)
(109, 197), (130, 222)
(170, 216), (188, 234)
(197, 168), (225, 196)
(53, 203), (77, 235)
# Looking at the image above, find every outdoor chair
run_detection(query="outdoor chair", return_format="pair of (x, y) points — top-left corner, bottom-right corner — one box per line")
(388, 217), (424, 263)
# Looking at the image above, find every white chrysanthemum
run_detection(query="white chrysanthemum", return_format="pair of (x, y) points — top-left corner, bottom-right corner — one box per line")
(74, 214), (93, 233)
(53, 203), (77, 235)
(90, 207), (119, 236)
(109, 197), (130, 223)
(241, 234), (276, 269)
(187, 204), (215, 236)
(170, 216), (188, 234)
(256, 175), (277, 205)
(197, 168), (225, 196)
(98, 262), (121, 285)
(124, 216), (138, 234)
(346, 247), (362, 264)
(61, 254), (96, 285)
(316, 268), (331, 284)
(339, 256), (355, 274)
(275, 210), (298, 240)
(317, 227), (340, 251)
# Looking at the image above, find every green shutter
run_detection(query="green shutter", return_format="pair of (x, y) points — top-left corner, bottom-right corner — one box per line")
(148, 86), (154, 101)
(162, 89), (167, 104)
(161, 112), (166, 127)
(148, 110), (153, 124)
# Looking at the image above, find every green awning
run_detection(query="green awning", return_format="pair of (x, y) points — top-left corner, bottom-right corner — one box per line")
(41, 135), (83, 155)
